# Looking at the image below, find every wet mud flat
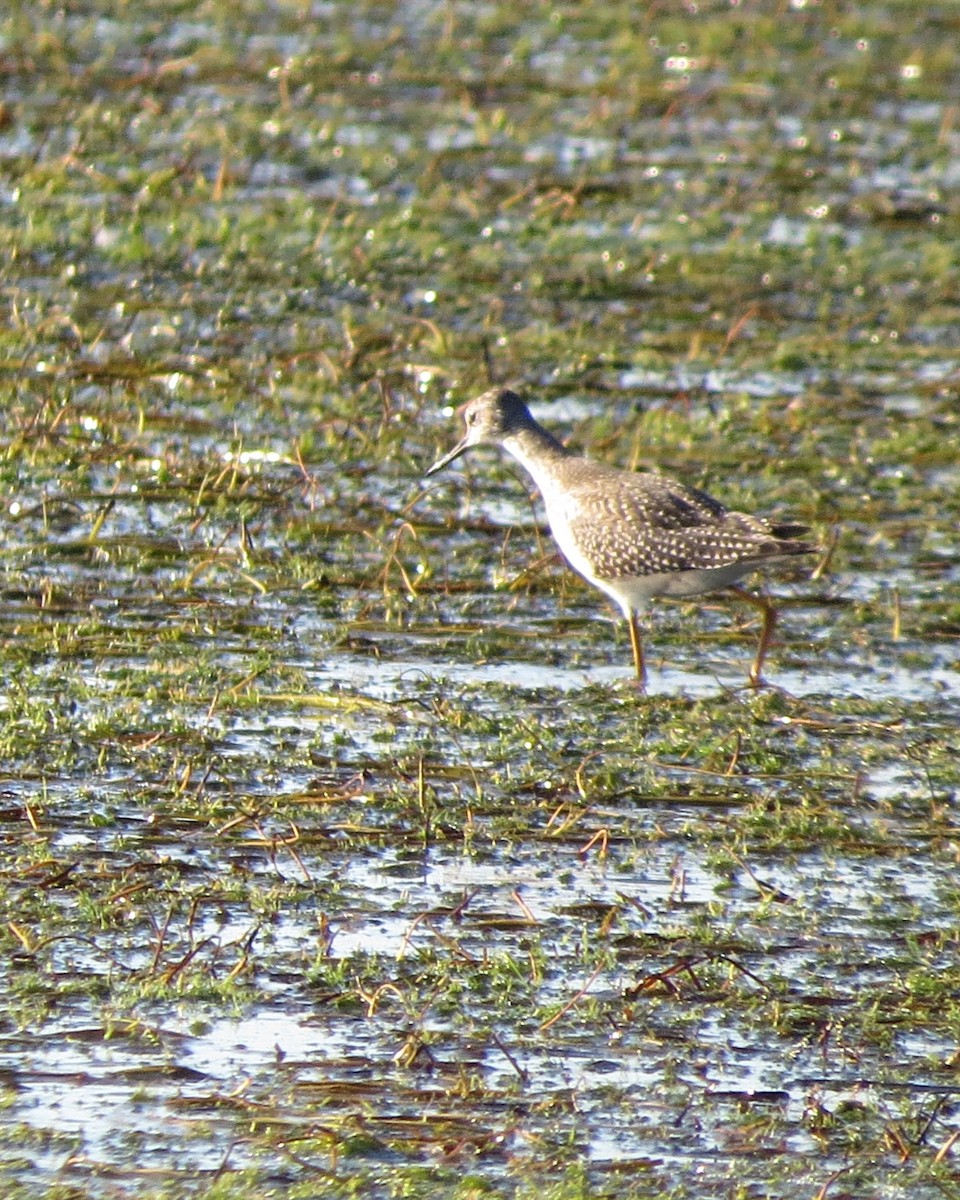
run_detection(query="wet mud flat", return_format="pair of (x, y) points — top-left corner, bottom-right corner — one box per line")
(1, 3), (960, 1198)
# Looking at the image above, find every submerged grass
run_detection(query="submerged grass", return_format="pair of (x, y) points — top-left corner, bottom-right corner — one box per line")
(1, 1), (960, 1198)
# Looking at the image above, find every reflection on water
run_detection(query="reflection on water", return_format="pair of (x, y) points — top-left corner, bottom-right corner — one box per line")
(4, 2), (959, 1197)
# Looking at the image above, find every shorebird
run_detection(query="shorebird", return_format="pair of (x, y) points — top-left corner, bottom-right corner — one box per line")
(425, 388), (816, 688)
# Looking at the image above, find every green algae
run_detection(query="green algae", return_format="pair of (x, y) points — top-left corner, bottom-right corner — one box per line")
(0, 2), (959, 1199)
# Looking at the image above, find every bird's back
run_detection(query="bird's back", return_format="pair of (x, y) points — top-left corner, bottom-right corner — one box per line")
(533, 458), (814, 587)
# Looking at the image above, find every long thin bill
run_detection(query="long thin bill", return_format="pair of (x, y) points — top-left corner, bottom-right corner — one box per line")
(424, 436), (470, 477)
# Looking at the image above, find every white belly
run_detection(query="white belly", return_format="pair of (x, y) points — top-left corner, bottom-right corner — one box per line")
(510, 442), (765, 620)
(541, 486), (757, 616)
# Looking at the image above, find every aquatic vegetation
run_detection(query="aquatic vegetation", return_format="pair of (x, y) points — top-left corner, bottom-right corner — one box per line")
(0, 2), (959, 1198)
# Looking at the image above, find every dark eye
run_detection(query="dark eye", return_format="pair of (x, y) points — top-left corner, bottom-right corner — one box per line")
(466, 410), (478, 425)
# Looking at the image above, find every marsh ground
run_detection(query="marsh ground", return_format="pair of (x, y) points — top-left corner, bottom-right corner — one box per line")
(1, 3), (959, 1198)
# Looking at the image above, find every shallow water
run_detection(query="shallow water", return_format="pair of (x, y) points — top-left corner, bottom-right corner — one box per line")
(2, 3), (960, 1198)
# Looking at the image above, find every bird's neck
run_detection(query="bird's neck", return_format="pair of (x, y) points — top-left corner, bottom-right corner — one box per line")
(502, 425), (571, 485)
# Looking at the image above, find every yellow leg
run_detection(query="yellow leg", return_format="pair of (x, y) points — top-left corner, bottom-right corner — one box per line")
(728, 586), (777, 687)
(627, 611), (646, 690)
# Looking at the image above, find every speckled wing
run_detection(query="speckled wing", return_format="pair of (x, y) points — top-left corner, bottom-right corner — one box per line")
(553, 468), (810, 580)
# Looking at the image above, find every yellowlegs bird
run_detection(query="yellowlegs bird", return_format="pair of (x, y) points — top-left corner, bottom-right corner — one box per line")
(425, 388), (816, 688)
